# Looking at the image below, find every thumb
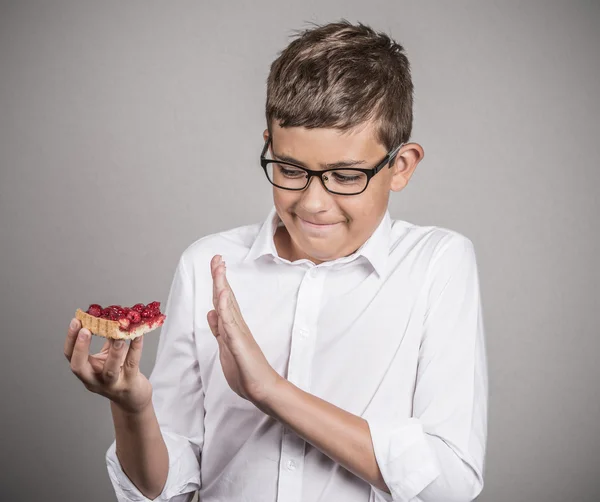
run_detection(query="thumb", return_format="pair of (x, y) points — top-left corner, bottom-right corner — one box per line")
(207, 310), (229, 358)
(207, 310), (220, 338)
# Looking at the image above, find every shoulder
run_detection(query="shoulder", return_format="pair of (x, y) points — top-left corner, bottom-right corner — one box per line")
(177, 221), (263, 276)
(389, 217), (476, 272)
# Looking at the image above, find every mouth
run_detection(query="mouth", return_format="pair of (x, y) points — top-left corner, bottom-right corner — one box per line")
(296, 215), (343, 231)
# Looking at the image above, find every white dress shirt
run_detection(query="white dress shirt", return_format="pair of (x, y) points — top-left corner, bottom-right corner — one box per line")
(106, 206), (488, 502)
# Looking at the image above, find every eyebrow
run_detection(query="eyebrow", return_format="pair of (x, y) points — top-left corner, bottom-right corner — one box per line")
(272, 150), (368, 170)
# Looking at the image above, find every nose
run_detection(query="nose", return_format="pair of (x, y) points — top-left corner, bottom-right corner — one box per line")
(299, 174), (332, 211)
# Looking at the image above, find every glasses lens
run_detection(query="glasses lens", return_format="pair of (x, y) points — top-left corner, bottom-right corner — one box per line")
(265, 162), (309, 190)
(323, 169), (368, 194)
(263, 160), (369, 195)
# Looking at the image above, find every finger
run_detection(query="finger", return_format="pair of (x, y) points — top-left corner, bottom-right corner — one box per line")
(212, 258), (239, 310)
(210, 254), (223, 272)
(101, 338), (128, 386)
(220, 265), (241, 312)
(64, 318), (81, 362)
(218, 288), (238, 332)
(210, 311), (228, 354)
(214, 262), (228, 304)
(215, 300), (241, 351)
(123, 335), (144, 380)
(70, 328), (100, 388)
(211, 255), (223, 310)
(213, 264), (229, 313)
(207, 310), (220, 338)
(214, 327), (227, 356)
(217, 268), (248, 333)
(89, 339), (111, 373)
(89, 354), (106, 374)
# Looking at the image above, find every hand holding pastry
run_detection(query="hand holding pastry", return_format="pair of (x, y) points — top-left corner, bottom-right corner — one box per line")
(64, 301), (166, 414)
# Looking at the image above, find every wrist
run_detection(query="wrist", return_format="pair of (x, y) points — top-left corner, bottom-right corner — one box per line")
(253, 371), (290, 415)
(110, 399), (154, 422)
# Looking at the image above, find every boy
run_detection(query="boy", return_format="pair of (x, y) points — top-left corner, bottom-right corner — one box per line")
(65, 20), (488, 502)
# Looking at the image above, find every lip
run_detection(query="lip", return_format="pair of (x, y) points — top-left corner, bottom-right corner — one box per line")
(296, 215), (342, 231)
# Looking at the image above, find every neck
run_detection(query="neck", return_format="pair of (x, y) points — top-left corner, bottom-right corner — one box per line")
(274, 225), (323, 264)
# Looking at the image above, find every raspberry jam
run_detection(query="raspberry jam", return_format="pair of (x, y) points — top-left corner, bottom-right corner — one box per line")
(86, 302), (166, 332)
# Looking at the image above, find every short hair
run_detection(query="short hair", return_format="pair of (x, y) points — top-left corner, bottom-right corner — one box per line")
(266, 20), (414, 151)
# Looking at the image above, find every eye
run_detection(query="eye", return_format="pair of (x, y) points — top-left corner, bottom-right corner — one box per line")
(330, 171), (364, 184)
(277, 165), (306, 178)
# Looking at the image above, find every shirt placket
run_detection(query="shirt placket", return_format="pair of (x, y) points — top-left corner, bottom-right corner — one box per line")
(276, 265), (326, 502)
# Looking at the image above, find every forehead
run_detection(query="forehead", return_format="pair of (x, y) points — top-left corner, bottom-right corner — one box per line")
(270, 122), (386, 164)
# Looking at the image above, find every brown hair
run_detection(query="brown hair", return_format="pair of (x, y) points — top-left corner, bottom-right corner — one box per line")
(266, 20), (414, 151)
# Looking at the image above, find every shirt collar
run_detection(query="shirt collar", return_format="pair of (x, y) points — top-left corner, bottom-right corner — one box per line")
(243, 206), (391, 277)
(354, 209), (392, 277)
(243, 206), (281, 264)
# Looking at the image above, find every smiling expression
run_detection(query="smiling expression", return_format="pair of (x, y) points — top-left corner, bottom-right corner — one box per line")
(264, 121), (423, 264)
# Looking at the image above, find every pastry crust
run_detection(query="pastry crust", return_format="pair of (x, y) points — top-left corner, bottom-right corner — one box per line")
(75, 308), (165, 341)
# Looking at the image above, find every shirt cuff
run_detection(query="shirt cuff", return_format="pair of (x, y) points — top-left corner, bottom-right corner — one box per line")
(366, 417), (441, 501)
(105, 430), (201, 502)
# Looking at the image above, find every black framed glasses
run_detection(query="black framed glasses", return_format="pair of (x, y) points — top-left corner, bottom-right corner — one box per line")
(260, 135), (403, 196)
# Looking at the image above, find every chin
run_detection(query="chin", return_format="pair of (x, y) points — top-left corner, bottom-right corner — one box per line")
(305, 241), (346, 262)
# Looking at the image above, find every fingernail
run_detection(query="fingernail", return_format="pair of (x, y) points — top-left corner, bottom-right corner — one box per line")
(114, 339), (124, 349)
(70, 319), (78, 330)
(78, 330), (90, 341)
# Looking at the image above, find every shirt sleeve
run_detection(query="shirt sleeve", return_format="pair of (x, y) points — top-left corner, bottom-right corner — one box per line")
(366, 235), (489, 502)
(105, 253), (205, 502)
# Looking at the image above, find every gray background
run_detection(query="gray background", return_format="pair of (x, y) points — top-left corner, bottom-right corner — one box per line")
(0, 1), (598, 501)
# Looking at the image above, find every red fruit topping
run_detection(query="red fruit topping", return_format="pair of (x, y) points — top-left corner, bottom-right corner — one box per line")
(83, 300), (163, 332)
(87, 304), (102, 317)
(141, 308), (155, 319)
(101, 305), (122, 321)
(127, 310), (142, 323)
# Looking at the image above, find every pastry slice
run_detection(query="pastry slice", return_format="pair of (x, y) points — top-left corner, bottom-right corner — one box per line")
(75, 302), (166, 341)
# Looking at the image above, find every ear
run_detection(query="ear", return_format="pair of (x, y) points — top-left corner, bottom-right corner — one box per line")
(263, 128), (269, 143)
(390, 143), (424, 192)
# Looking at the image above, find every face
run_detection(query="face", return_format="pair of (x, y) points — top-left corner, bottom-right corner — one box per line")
(264, 121), (424, 264)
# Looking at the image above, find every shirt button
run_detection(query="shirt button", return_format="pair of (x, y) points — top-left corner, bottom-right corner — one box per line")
(287, 459), (297, 471)
(299, 328), (309, 338)
(308, 268), (318, 278)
